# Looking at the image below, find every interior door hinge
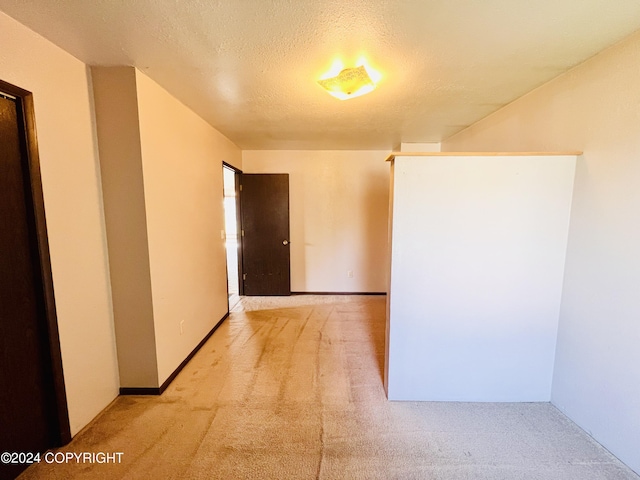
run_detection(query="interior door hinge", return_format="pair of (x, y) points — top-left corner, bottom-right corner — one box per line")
(239, 184), (243, 191)
(243, 273), (246, 281)
(241, 229), (245, 237)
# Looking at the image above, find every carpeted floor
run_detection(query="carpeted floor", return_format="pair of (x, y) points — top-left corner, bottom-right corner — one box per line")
(18, 295), (639, 479)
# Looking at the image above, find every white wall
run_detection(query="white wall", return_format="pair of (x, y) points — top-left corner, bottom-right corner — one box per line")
(387, 154), (576, 402)
(242, 150), (389, 293)
(0, 13), (119, 435)
(442, 30), (640, 474)
(135, 70), (241, 384)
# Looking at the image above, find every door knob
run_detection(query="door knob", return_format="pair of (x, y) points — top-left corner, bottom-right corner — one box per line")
(282, 240), (289, 245)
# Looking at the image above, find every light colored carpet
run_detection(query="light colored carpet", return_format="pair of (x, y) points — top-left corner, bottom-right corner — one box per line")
(18, 295), (639, 479)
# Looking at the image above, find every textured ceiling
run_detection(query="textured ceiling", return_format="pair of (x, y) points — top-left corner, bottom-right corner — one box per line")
(2, 0), (640, 150)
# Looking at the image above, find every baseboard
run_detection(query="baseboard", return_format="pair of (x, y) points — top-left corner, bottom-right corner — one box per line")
(119, 311), (230, 396)
(119, 387), (160, 395)
(157, 311), (229, 393)
(291, 291), (386, 296)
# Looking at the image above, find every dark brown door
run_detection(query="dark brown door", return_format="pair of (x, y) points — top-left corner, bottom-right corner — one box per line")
(240, 174), (290, 296)
(0, 91), (65, 480)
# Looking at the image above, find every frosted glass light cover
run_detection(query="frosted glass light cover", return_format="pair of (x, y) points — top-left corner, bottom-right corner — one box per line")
(317, 66), (375, 100)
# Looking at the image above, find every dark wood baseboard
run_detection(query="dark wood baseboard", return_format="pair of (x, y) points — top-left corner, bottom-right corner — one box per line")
(119, 387), (160, 395)
(291, 291), (386, 296)
(119, 311), (230, 396)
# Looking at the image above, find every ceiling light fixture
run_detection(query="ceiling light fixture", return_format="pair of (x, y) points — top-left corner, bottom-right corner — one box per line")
(318, 59), (381, 100)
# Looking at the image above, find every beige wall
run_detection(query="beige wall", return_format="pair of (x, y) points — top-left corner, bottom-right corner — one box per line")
(0, 13), (119, 435)
(242, 150), (390, 293)
(92, 67), (159, 388)
(92, 67), (241, 388)
(135, 70), (241, 384)
(398, 142), (441, 152)
(442, 30), (640, 474)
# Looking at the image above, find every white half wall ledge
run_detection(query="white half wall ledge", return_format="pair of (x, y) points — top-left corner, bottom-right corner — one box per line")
(385, 151), (583, 162)
(386, 153), (578, 402)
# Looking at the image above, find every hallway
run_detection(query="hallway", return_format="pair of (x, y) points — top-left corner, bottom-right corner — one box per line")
(18, 296), (638, 479)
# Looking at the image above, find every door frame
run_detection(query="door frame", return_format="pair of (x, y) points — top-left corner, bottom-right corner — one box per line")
(222, 162), (244, 296)
(0, 79), (71, 445)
